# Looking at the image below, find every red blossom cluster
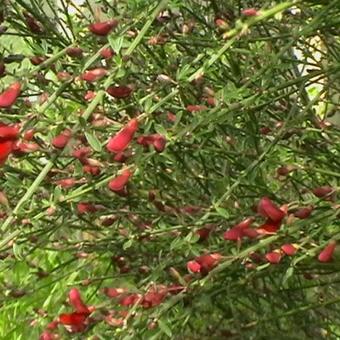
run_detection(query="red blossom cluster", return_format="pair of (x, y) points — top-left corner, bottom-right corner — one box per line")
(0, 122), (20, 164)
(40, 288), (94, 338)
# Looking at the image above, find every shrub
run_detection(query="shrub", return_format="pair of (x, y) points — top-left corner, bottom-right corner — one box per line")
(0, 0), (339, 338)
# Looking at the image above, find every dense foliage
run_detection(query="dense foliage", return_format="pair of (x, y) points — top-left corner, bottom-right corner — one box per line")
(0, 0), (339, 338)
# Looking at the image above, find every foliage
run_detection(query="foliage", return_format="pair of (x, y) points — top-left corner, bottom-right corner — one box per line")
(0, 0), (339, 339)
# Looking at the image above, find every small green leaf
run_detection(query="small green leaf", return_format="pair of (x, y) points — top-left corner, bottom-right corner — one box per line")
(282, 267), (294, 285)
(158, 319), (172, 338)
(109, 35), (124, 54)
(215, 207), (229, 219)
(123, 239), (133, 250)
(85, 132), (102, 152)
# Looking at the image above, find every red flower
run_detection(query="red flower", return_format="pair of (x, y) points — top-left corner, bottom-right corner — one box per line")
(100, 47), (115, 59)
(103, 287), (126, 298)
(0, 82), (21, 108)
(187, 260), (201, 273)
(265, 251), (282, 264)
(196, 227), (211, 241)
(0, 123), (19, 140)
(108, 169), (132, 192)
(69, 288), (90, 314)
(224, 217), (257, 241)
(83, 165), (100, 176)
(113, 151), (130, 163)
(141, 286), (168, 308)
(106, 118), (138, 153)
(224, 227), (244, 241)
(318, 241), (336, 263)
(152, 134), (166, 153)
(12, 141), (39, 155)
(23, 129), (35, 141)
(52, 129), (72, 149)
(0, 140), (14, 164)
(194, 253), (222, 274)
(119, 293), (141, 306)
(106, 85), (132, 99)
(89, 20), (118, 36)
(72, 146), (92, 162)
(281, 244), (297, 256)
(59, 312), (88, 333)
(137, 135), (155, 147)
(256, 219), (281, 235)
(257, 197), (285, 223)
(0, 123), (19, 164)
(81, 68), (107, 82)
(58, 288), (93, 333)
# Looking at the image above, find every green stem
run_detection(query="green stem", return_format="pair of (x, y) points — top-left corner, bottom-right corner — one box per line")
(125, 0), (169, 56)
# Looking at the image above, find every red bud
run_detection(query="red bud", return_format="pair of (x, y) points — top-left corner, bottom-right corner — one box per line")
(186, 105), (207, 113)
(312, 186), (333, 198)
(59, 312), (87, 332)
(265, 251), (282, 264)
(106, 85), (132, 99)
(318, 241), (336, 263)
(66, 47), (83, 58)
(224, 227), (243, 241)
(23, 129), (35, 141)
(281, 244), (297, 256)
(119, 293), (141, 307)
(57, 71), (72, 81)
(89, 20), (118, 36)
(106, 119), (138, 153)
(187, 260), (201, 273)
(100, 47), (115, 59)
(69, 288), (90, 314)
(81, 68), (107, 82)
(52, 129), (72, 149)
(0, 82), (21, 108)
(84, 91), (96, 101)
(77, 202), (100, 214)
(12, 141), (39, 155)
(108, 169), (132, 192)
(0, 140), (14, 164)
(0, 123), (19, 140)
(55, 178), (77, 188)
(83, 164), (100, 176)
(195, 253), (221, 274)
(30, 56), (46, 65)
(294, 207), (313, 219)
(242, 8), (259, 16)
(257, 197), (285, 223)
(256, 219), (281, 235)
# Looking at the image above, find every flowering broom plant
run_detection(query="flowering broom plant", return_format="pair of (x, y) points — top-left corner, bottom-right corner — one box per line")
(0, 0), (339, 338)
